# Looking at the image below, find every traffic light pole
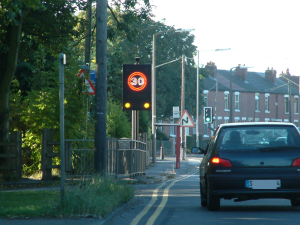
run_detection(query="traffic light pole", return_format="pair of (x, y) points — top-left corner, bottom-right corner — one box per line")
(181, 55), (186, 160)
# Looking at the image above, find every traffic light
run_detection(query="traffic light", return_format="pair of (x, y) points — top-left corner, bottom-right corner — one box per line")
(123, 64), (151, 110)
(204, 107), (213, 123)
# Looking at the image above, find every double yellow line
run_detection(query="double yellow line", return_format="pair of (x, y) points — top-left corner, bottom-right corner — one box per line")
(130, 168), (198, 225)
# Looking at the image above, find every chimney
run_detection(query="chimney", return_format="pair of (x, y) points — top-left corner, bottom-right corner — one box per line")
(205, 61), (217, 78)
(265, 67), (277, 84)
(235, 64), (247, 81)
(282, 68), (291, 76)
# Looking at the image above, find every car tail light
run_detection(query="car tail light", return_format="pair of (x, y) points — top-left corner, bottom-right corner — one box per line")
(211, 157), (232, 167)
(292, 158), (300, 166)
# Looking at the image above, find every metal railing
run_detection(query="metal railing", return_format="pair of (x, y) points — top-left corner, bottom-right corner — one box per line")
(64, 138), (146, 179)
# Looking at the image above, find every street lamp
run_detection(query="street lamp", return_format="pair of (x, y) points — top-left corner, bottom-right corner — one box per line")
(152, 28), (194, 163)
(229, 65), (252, 123)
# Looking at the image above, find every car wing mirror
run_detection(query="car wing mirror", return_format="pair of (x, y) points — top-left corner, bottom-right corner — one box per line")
(191, 147), (205, 154)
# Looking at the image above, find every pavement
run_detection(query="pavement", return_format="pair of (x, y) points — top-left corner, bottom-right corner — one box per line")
(132, 154), (201, 184)
(0, 154), (202, 225)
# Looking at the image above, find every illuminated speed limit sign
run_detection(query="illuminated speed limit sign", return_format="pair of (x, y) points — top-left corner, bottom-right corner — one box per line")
(128, 72), (147, 91)
(123, 64), (151, 111)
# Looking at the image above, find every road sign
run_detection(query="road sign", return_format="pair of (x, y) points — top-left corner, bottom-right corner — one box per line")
(77, 69), (95, 95)
(173, 106), (180, 118)
(122, 64), (151, 111)
(177, 110), (195, 127)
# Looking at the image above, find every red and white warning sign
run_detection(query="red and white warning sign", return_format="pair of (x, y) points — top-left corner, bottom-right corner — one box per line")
(77, 69), (95, 95)
(177, 110), (195, 127)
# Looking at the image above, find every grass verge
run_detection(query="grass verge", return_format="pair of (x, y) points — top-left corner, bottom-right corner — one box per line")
(0, 191), (58, 218)
(0, 176), (135, 219)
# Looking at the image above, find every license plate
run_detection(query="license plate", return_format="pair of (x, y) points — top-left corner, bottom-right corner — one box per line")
(245, 180), (281, 189)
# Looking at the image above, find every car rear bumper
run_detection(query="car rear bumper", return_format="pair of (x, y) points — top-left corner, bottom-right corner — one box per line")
(212, 189), (300, 200)
(207, 173), (300, 200)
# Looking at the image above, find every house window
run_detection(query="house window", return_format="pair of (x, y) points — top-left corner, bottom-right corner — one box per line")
(265, 94), (270, 112)
(235, 92), (239, 110)
(218, 118), (222, 126)
(294, 97), (299, 113)
(224, 118), (229, 124)
(255, 93), (259, 111)
(204, 90), (208, 106)
(284, 95), (289, 113)
(170, 124), (174, 136)
(158, 120), (162, 131)
(235, 117), (240, 123)
(204, 124), (208, 136)
(224, 92), (229, 110)
(185, 127), (189, 136)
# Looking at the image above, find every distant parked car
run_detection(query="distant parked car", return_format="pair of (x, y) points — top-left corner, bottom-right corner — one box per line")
(196, 122), (300, 211)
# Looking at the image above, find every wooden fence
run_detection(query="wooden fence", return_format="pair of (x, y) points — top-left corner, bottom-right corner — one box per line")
(0, 131), (22, 180)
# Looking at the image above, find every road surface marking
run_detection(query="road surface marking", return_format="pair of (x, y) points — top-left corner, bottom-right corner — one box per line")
(131, 169), (198, 225)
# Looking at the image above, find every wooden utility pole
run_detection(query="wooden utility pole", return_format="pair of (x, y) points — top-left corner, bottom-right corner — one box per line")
(181, 55), (186, 160)
(84, 0), (92, 65)
(94, 0), (107, 174)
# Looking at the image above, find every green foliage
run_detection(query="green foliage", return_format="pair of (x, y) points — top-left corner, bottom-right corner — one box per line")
(156, 129), (169, 141)
(107, 101), (131, 139)
(139, 111), (150, 134)
(0, 177), (134, 218)
(0, 191), (59, 218)
(58, 176), (135, 217)
(186, 135), (196, 152)
(10, 48), (92, 175)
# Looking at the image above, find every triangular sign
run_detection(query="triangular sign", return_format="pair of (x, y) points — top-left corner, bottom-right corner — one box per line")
(177, 110), (195, 127)
(77, 69), (95, 95)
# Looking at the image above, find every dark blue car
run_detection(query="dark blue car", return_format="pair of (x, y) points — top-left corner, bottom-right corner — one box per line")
(197, 122), (300, 211)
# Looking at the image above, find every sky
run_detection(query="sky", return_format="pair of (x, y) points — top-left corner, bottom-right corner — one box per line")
(150, 0), (300, 76)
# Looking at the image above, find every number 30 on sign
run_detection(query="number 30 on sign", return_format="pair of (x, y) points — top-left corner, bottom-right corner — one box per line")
(128, 72), (147, 91)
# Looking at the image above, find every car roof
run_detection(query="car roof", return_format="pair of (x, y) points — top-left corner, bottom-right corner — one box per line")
(219, 122), (296, 128)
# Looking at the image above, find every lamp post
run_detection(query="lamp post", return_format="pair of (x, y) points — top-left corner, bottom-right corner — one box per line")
(152, 28), (194, 163)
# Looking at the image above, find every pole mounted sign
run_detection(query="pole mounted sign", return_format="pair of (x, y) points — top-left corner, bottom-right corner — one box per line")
(77, 67), (95, 95)
(123, 64), (151, 111)
(177, 110), (195, 127)
(173, 106), (180, 119)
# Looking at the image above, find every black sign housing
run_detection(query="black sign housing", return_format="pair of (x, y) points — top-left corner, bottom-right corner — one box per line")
(122, 64), (152, 111)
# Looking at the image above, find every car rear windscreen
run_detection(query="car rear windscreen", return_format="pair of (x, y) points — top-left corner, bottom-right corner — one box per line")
(216, 125), (300, 151)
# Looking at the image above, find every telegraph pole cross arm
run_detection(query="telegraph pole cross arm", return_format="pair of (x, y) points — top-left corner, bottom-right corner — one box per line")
(177, 110), (195, 127)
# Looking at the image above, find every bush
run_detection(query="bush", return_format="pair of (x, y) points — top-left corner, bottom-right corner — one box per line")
(186, 135), (196, 152)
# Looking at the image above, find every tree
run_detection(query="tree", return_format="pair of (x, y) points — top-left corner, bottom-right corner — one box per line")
(0, 0), (80, 151)
(10, 50), (90, 175)
(104, 18), (203, 120)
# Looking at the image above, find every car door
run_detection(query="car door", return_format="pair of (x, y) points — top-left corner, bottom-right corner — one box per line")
(200, 133), (218, 192)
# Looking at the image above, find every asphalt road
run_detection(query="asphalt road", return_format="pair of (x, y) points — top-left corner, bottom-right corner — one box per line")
(111, 169), (300, 225)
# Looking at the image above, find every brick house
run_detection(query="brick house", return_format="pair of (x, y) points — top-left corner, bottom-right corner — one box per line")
(200, 62), (300, 141)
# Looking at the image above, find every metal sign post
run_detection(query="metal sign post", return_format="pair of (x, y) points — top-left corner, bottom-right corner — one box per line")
(176, 110), (195, 167)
